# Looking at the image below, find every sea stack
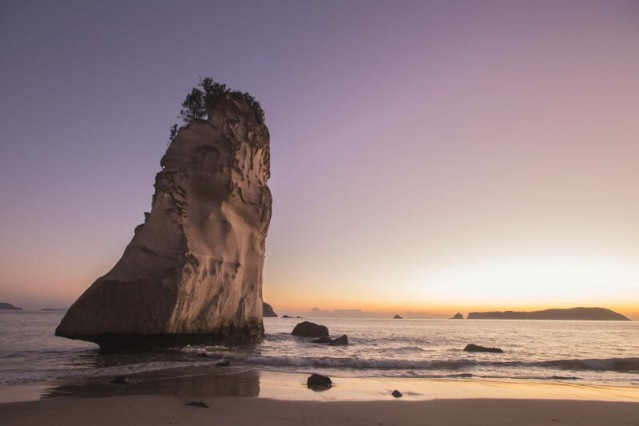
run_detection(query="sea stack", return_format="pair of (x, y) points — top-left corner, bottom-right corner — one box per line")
(56, 80), (272, 350)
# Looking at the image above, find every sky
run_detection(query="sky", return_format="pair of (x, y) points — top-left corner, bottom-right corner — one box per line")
(1, 0), (638, 318)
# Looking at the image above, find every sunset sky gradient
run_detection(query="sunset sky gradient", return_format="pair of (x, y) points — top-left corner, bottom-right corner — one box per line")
(1, 1), (638, 318)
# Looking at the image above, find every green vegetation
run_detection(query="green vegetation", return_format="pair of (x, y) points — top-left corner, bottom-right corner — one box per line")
(170, 77), (265, 142)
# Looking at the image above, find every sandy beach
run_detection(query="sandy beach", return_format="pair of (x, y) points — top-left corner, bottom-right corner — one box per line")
(3, 395), (639, 426)
(2, 372), (639, 425)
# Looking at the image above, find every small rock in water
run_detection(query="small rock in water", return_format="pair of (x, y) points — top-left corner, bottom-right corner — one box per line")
(307, 373), (332, 390)
(185, 401), (209, 408)
(215, 360), (230, 367)
(329, 334), (349, 346)
(111, 376), (130, 385)
(310, 336), (333, 344)
(391, 390), (403, 398)
(292, 321), (329, 337)
(393, 314), (402, 319)
(463, 344), (503, 353)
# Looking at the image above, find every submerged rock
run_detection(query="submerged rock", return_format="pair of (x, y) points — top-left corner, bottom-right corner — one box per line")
(292, 321), (329, 337)
(310, 334), (349, 346)
(307, 373), (332, 390)
(310, 336), (333, 344)
(56, 86), (272, 351)
(330, 334), (349, 346)
(464, 344), (503, 353)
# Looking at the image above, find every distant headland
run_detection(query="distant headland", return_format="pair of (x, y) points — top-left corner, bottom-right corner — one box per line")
(0, 302), (22, 310)
(466, 307), (630, 321)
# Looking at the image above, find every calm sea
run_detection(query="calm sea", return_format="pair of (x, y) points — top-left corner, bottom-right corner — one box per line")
(1, 311), (638, 391)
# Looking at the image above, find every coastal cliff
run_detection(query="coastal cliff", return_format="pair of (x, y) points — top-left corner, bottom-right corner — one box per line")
(56, 81), (272, 350)
(466, 307), (629, 321)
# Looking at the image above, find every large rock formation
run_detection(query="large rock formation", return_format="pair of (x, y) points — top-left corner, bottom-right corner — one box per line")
(466, 307), (630, 321)
(56, 89), (272, 350)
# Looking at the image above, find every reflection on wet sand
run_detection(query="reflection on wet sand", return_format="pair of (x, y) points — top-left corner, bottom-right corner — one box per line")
(42, 370), (260, 399)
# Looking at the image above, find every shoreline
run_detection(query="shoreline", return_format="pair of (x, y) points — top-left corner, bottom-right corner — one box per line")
(1, 370), (637, 404)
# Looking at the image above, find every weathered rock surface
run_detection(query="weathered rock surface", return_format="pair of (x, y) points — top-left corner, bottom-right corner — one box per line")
(450, 313), (463, 319)
(464, 344), (503, 353)
(466, 307), (630, 321)
(292, 321), (329, 337)
(56, 92), (272, 350)
(262, 302), (278, 317)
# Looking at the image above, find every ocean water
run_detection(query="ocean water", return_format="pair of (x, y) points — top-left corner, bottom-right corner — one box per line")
(1, 311), (638, 391)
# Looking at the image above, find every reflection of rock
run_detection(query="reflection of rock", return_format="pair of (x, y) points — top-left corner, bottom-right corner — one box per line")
(292, 321), (329, 337)
(464, 344), (503, 353)
(44, 370), (261, 399)
(262, 302), (278, 317)
(450, 313), (463, 319)
(393, 314), (402, 319)
(56, 91), (272, 351)
(307, 373), (332, 390)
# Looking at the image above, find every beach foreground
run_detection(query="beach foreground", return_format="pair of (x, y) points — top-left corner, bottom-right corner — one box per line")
(3, 395), (639, 426)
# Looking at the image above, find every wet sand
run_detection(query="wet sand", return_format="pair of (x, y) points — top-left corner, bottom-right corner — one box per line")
(2, 371), (638, 425)
(3, 395), (639, 426)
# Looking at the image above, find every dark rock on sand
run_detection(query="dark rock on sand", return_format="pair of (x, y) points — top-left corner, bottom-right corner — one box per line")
(450, 313), (463, 319)
(393, 314), (402, 319)
(464, 344), (503, 353)
(292, 321), (329, 337)
(392, 390), (403, 398)
(111, 376), (130, 385)
(307, 373), (332, 390)
(185, 401), (209, 408)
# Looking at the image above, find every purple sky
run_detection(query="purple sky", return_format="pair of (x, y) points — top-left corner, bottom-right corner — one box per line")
(1, 1), (638, 317)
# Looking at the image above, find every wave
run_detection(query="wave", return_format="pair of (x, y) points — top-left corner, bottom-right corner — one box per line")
(215, 354), (639, 373)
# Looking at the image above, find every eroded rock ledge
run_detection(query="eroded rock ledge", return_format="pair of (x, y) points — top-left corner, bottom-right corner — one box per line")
(56, 90), (272, 351)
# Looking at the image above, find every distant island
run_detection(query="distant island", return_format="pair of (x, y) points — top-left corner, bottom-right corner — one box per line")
(42, 308), (67, 312)
(466, 307), (630, 321)
(0, 302), (22, 310)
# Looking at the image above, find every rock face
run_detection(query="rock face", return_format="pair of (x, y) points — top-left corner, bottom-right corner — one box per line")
(262, 302), (278, 317)
(466, 307), (629, 321)
(56, 91), (272, 350)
